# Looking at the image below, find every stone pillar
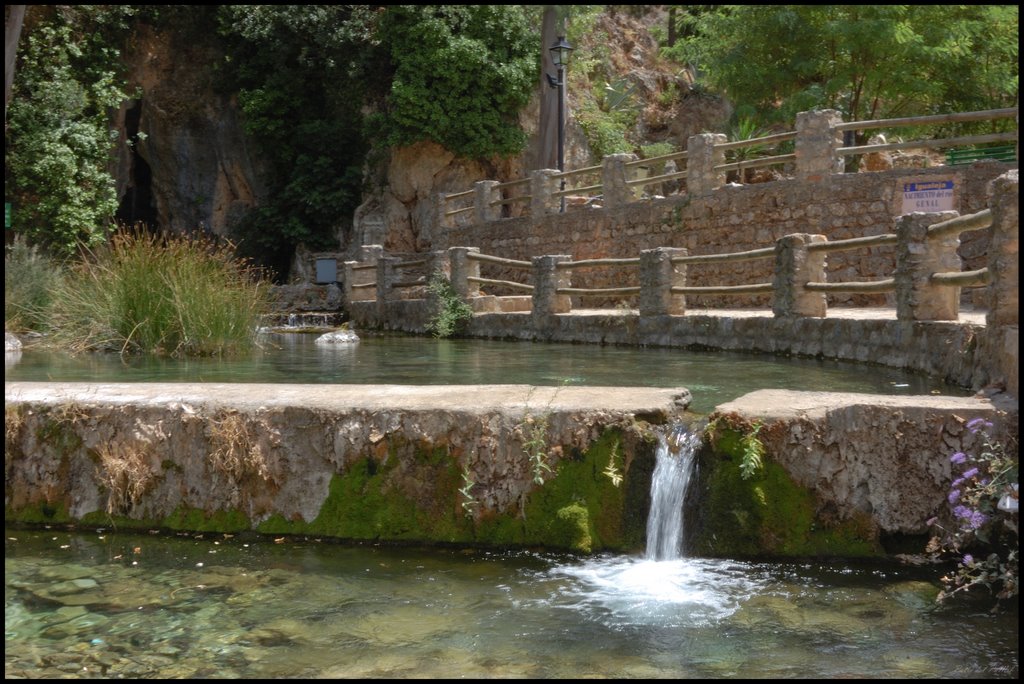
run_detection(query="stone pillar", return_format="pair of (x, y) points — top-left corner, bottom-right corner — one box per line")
(474, 180), (502, 223)
(602, 153), (639, 209)
(987, 170), (1019, 327)
(773, 234), (828, 317)
(343, 245), (382, 304)
(639, 247), (688, 317)
(531, 255), (572, 330)
(895, 211), (960, 321)
(794, 109), (844, 181)
(448, 247), (481, 299)
(376, 255), (397, 307)
(686, 133), (727, 195)
(531, 169), (560, 219)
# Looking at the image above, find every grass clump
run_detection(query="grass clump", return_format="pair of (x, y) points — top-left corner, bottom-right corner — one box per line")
(4, 236), (66, 333)
(46, 230), (272, 356)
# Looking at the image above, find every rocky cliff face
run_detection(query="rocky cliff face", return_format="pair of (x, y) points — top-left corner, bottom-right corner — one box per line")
(113, 24), (264, 238)
(112, 9), (731, 267)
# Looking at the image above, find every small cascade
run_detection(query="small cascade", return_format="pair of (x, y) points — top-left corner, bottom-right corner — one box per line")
(645, 423), (701, 562)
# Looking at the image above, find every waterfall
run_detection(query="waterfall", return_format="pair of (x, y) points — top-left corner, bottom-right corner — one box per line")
(644, 424), (701, 561)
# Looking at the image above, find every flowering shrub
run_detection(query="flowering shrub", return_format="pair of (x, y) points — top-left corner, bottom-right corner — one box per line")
(926, 417), (1018, 606)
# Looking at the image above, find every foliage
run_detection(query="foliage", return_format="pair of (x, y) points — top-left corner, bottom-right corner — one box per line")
(5, 6), (135, 257)
(926, 418), (1019, 606)
(522, 413), (553, 486)
(45, 230), (272, 357)
(602, 437), (624, 487)
(4, 237), (66, 333)
(738, 421), (766, 480)
(374, 5), (537, 159)
(667, 6), (1019, 134)
(459, 465), (478, 516)
(215, 5), (377, 279)
(425, 269), (473, 338)
(704, 415), (766, 481)
(576, 102), (635, 161)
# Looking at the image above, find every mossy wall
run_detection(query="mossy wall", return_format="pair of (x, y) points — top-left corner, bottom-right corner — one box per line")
(688, 426), (883, 558)
(6, 395), (660, 554)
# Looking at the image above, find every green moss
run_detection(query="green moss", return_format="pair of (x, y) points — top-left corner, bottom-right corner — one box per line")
(551, 503), (593, 553)
(474, 428), (651, 553)
(693, 427), (882, 558)
(273, 444), (475, 543)
(163, 505), (251, 533)
(34, 417), (83, 454)
(5, 500), (73, 525)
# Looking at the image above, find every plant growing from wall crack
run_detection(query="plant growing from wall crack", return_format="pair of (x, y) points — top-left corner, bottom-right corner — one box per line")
(603, 438), (624, 487)
(926, 417), (1018, 607)
(426, 270), (473, 338)
(459, 465), (478, 516)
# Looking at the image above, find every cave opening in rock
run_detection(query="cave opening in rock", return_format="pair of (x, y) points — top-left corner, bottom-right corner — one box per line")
(115, 100), (158, 231)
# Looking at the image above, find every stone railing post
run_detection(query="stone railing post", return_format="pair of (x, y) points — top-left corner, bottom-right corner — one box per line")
(686, 133), (728, 195)
(895, 211), (960, 321)
(474, 181), (502, 223)
(794, 109), (844, 181)
(376, 254), (397, 308)
(773, 234), (828, 317)
(448, 247), (481, 299)
(602, 153), (639, 208)
(343, 244), (383, 304)
(531, 255), (572, 330)
(987, 170), (1019, 327)
(530, 169), (560, 219)
(639, 247), (688, 317)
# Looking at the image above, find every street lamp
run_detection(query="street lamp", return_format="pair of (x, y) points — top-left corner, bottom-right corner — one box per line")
(548, 36), (573, 212)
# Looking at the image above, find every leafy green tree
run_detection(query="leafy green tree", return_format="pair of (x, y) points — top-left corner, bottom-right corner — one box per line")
(666, 5), (1019, 135)
(216, 5), (379, 278)
(374, 5), (537, 159)
(5, 6), (134, 256)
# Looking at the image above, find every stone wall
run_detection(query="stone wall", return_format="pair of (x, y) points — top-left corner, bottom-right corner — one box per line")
(5, 382), (689, 553)
(436, 163), (1013, 308)
(690, 390), (1018, 557)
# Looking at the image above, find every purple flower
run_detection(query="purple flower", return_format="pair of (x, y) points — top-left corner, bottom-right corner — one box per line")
(948, 489), (961, 504)
(950, 452), (967, 465)
(966, 418), (993, 434)
(962, 554), (974, 565)
(926, 517), (938, 526)
(967, 511), (988, 530)
(962, 467), (979, 480)
(953, 505), (973, 519)
(952, 477), (966, 488)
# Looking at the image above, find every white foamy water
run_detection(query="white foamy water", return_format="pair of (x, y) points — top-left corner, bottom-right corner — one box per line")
(645, 424), (702, 561)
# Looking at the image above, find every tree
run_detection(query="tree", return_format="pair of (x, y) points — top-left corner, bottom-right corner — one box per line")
(374, 5), (537, 159)
(216, 5), (380, 277)
(5, 4), (27, 118)
(667, 5), (1019, 136)
(5, 6), (134, 256)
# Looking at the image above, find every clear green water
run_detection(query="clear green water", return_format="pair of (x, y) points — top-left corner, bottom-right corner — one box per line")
(5, 529), (1017, 679)
(5, 332), (967, 414)
(7, 334), (1007, 678)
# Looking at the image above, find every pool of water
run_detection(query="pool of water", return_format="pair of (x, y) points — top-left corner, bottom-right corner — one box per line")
(4, 529), (1017, 679)
(5, 332), (967, 414)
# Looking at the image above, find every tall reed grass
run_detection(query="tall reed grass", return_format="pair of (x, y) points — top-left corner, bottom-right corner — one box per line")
(46, 231), (272, 356)
(4, 237), (66, 333)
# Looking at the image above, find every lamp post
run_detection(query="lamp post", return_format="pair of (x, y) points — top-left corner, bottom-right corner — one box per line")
(548, 36), (573, 212)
